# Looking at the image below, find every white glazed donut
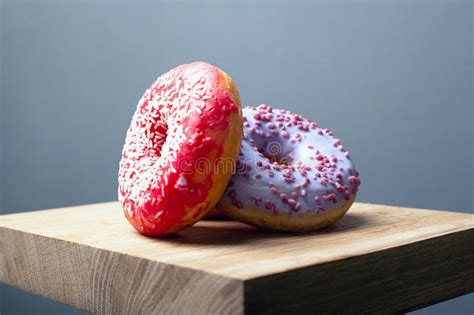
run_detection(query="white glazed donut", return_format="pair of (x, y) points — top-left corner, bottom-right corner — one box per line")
(217, 105), (361, 232)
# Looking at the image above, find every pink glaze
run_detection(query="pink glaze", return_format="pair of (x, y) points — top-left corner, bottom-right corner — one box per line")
(118, 62), (240, 236)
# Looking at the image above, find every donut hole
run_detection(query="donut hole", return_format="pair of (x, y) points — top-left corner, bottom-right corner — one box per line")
(261, 142), (290, 166)
(149, 121), (169, 156)
(265, 152), (289, 166)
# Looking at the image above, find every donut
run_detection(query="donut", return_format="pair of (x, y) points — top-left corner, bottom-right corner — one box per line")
(118, 62), (243, 236)
(217, 105), (361, 232)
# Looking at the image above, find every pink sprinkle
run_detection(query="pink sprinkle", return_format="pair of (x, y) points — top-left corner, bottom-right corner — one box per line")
(264, 201), (275, 210)
(288, 199), (297, 207)
(349, 176), (361, 186)
(344, 192), (351, 200)
(302, 178), (310, 187)
(324, 193), (337, 203)
(336, 183), (345, 192)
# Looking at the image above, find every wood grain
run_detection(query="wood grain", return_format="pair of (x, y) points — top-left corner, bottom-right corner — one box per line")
(0, 202), (472, 314)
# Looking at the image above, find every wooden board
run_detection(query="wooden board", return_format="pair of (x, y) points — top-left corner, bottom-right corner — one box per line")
(1, 202), (473, 314)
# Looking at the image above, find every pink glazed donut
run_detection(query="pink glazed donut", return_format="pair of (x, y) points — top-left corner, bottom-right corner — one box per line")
(118, 62), (243, 237)
(217, 105), (361, 232)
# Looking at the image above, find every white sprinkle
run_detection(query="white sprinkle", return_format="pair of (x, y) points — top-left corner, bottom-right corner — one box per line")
(177, 175), (187, 187)
(153, 210), (163, 220)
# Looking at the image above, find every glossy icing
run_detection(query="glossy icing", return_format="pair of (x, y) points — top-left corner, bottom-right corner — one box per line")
(219, 105), (361, 217)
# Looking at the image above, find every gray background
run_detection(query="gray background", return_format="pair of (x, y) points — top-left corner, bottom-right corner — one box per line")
(1, 0), (473, 314)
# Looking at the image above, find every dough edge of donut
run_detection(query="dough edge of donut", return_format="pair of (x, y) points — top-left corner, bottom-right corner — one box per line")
(218, 194), (356, 232)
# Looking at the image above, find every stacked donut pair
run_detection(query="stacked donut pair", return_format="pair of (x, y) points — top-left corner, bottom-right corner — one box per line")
(118, 62), (361, 237)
